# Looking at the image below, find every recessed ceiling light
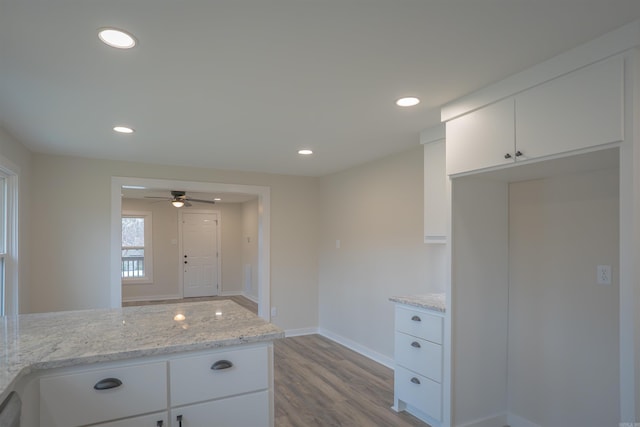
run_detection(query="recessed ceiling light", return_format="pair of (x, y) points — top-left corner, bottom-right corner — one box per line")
(98, 28), (137, 49)
(298, 149), (313, 155)
(113, 126), (134, 134)
(396, 97), (420, 107)
(214, 198), (222, 201)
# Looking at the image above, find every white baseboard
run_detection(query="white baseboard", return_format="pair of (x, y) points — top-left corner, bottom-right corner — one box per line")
(507, 413), (541, 427)
(242, 293), (259, 303)
(122, 294), (182, 303)
(218, 290), (243, 297)
(285, 327), (319, 337)
(456, 412), (508, 427)
(317, 328), (394, 369)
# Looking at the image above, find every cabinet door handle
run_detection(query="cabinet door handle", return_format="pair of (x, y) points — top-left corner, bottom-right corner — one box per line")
(93, 377), (123, 390)
(176, 414), (183, 427)
(504, 153), (512, 159)
(411, 341), (421, 348)
(411, 315), (421, 322)
(156, 421), (164, 427)
(211, 359), (234, 370)
(515, 150), (523, 157)
(411, 377), (421, 385)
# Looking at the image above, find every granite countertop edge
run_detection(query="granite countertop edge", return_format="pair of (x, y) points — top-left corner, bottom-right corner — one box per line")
(389, 293), (446, 313)
(0, 300), (284, 403)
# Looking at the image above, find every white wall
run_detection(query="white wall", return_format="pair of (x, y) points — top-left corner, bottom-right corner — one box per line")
(121, 198), (180, 301)
(318, 145), (440, 360)
(507, 167), (619, 427)
(28, 153), (319, 332)
(0, 126), (32, 313)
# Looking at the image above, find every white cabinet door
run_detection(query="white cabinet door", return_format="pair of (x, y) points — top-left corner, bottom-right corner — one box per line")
(171, 390), (270, 427)
(170, 345), (269, 407)
(516, 56), (623, 160)
(423, 140), (447, 243)
(95, 412), (168, 427)
(446, 98), (515, 175)
(40, 362), (167, 427)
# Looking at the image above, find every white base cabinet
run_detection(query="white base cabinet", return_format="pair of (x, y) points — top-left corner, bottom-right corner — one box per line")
(37, 343), (274, 427)
(393, 303), (444, 427)
(94, 412), (169, 427)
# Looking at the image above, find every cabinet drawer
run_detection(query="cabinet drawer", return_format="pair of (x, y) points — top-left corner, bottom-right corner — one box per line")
(395, 333), (442, 383)
(395, 306), (443, 344)
(171, 390), (269, 427)
(40, 361), (167, 427)
(170, 345), (269, 406)
(94, 412), (168, 427)
(395, 366), (442, 421)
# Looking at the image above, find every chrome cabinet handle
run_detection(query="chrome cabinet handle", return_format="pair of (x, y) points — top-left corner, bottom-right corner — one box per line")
(515, 150), (523, 157)
(411, 341), (421, 348)
(504, 153), (512, 159)
(411, 315), (421, 322)
(156, 421), (164, 427)
(93, 378), (122, 390)
(411, 377), (421, 385)
(211, 360), (234, 370)
(176, 415), (183, 427)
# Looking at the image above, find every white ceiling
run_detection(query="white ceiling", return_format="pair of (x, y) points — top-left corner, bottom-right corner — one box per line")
(1, 1), (640, 177)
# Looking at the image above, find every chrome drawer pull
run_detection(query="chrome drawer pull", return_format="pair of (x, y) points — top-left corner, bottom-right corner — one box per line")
(411, 341), (421, 348)
(211, 360), (234, 370)
(411, 315), (421, 322)
(93, 377), (123, 390)
(411, 377), (421, 385)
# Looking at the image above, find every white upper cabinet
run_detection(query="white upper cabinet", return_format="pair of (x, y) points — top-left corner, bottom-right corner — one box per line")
(445, 98), (515, 176)
(422, 125), (447, 243)
(516, 56), (624, 160)
(445, 56), (624, 176)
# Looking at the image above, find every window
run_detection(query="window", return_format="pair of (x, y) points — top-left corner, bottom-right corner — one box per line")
(0, 160), (17, 316)
(0, 173), (6, 315)
(121, 211), (153, 283)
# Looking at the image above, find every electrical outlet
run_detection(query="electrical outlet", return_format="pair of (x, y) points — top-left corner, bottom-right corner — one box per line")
(597, 265), (612, 285)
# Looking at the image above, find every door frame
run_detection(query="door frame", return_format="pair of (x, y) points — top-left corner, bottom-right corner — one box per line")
(111, 176), (271, 321)
(178, 209), (222, 298)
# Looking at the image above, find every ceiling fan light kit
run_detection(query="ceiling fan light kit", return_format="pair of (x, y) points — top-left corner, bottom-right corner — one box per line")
(144, 190), (217, 208)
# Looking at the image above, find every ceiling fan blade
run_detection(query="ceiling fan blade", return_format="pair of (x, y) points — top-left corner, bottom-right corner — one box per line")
(184, 201), (193, 207)
(144, 196), (170, 199)
(188, 198), (217, 204)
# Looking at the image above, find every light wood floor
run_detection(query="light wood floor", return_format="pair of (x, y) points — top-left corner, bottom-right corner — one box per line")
(122, 295), (258, 313)
(274, 335), (428, 427)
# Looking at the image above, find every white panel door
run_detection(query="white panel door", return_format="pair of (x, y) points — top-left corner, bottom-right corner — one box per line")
(182, 212), (218, 297)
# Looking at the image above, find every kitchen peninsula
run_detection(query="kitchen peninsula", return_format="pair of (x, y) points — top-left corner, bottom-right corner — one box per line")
(1, 300), (284, 426)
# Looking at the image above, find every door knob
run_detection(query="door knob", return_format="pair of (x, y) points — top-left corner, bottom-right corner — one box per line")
(184, 260), (188, 264)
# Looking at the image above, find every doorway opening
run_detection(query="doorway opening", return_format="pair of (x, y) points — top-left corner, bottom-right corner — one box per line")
(110, 177), (271, 321)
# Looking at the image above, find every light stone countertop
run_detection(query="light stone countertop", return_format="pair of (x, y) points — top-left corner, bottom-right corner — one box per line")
(0, 300), (284, 401)
(389, 292), (446, 312)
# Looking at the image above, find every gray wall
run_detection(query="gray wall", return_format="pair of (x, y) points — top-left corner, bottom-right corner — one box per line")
(507, 167), (619, 426)
(318, 145), (443, 360)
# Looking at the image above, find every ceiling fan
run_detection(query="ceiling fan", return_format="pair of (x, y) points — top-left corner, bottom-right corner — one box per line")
(144, 190), (216, 208)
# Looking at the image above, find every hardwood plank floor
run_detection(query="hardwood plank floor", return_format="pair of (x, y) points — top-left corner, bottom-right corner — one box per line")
(274, 335), (428, 427)
(123, 295), (258, 314)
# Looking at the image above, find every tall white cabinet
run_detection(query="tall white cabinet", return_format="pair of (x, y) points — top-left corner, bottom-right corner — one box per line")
(438, 21), (640, 427)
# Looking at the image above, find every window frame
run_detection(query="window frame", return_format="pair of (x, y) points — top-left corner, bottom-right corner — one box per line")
(121, 210), (153, 285)
(0, 155), (18, 316)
